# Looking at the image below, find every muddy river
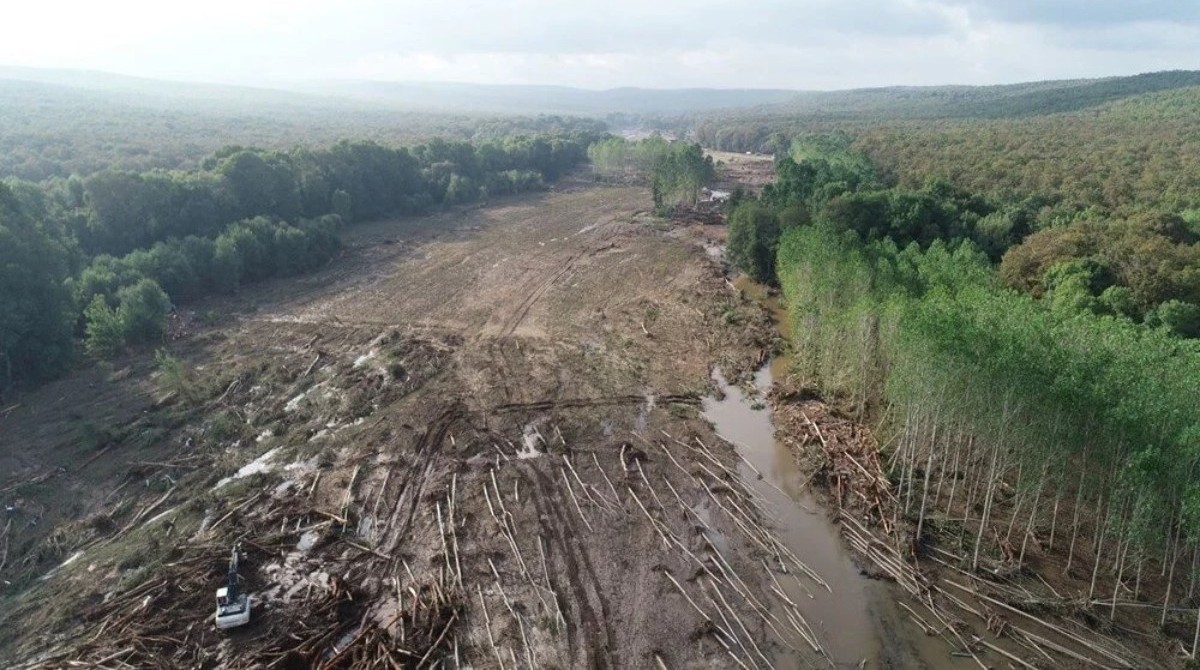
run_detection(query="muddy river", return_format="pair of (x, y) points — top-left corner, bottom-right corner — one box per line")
(703, 280), (969, 669)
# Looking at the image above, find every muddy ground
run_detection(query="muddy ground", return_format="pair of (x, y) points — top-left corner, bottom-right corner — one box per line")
(0, 176), (858, 669)
(3, 153), (1181, 669)
(707, 152), (776, 195)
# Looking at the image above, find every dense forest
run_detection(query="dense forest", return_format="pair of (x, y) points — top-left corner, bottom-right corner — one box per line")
(729, 133), (1200, 334)
(852, 87), (1200, 216)
(724, 92), (1200, 335)
(724, 133), (1200, 649)
(693, 71), (1200, 152)
(0, 131), (599, 391)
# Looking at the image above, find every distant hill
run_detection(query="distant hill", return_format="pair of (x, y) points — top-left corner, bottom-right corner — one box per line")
(288, 80), (799, 115)
(0, 67), (798, 116)
(4, 66), (1199, 123)
(3, 67), (1200, 180)
(0, 71), (604, 180)
(1086, 83), (1200, 121)
(737, 70), (1200, 120)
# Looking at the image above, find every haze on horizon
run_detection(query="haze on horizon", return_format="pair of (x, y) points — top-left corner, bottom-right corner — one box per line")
(3, 0), (1199, 90)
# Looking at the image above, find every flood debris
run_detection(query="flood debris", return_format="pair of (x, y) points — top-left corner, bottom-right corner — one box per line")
(772, 392), (1155, 669)
(2, 183), (802, 668)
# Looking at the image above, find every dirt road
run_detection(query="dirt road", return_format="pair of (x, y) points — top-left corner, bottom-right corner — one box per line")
(0, 178), (852, 668)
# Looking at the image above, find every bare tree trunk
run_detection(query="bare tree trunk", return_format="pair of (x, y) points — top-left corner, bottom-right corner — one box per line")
(1048, 479), (1063, 552)
(963, 435), (982, 523)
(1133, 550), (1144, 601)
(1163, 522), (1182, 629)
(1192, 600), (1200, 660)
(915, 432), (937, 548)
(1111, 533), (1130, 621)
(1065, 444), (1090, 574)
(1189, 544), (1199, 601)
(1005, 462), (1026, 545)
(1164, 506), (1177, 578)
(972, 440), (1001, 572)
(1018, 477), (1044, 568)
(943, 430), (964, 517)
(903, 411), (922, 515)
(1088, 497), (1110, 602)
(932, 423), (952, 510)
(1110, 502), (1130, 575)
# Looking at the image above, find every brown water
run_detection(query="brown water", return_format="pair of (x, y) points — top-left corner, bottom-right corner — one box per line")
(703, 277), (971, 669)
(704, 365), (973, 669)
(704, 366), (878, 667)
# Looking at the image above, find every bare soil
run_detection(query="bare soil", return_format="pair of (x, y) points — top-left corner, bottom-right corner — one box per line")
(0, 179), (832, 669)
(706, 152), (776, 195)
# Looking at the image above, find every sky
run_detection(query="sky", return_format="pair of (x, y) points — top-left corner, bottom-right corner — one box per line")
(3, 0), (1199, 90)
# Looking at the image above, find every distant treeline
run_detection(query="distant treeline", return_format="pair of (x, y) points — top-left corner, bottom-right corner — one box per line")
(0, 77), (608, 181)
(0, 131), (600, 389)
(588, 136), (714, 213)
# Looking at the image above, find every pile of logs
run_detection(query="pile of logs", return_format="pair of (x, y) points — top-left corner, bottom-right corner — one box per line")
(773, 395), (1151, 669)
(22, 472), (465, 670)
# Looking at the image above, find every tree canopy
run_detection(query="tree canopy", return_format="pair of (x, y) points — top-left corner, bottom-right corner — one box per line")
(0, 130), (599, 391)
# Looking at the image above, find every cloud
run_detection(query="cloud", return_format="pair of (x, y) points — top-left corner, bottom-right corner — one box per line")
(314, 0), (961, 57)
(942, 1), (1200, 28)
(0, 0), (1197, 88)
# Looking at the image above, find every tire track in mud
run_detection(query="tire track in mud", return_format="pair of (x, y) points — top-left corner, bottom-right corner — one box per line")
(379, 404), (462, 554)
(523, 463), (619, 669)
(496, 250), (585, 338)
(484, 339), (516, 403)
(489, 222), (623, 339)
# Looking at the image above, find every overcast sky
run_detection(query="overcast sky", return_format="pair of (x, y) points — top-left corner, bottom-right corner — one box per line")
(3, 0), (1198, 89)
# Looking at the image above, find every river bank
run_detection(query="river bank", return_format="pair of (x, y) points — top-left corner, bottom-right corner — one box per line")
(731, 269), (1174, 667)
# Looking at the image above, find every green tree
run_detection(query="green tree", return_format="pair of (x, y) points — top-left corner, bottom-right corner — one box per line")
(116, 279), (171, 344)
(84, 295), (125, 358)
(0, 183), (76, 385)
(331, 189), (353, 221)
(1148, 300), (1200, 337)
(727, 202), (782, 284)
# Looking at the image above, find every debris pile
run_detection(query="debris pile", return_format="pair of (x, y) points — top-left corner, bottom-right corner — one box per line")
(771, 389), (1154, 668)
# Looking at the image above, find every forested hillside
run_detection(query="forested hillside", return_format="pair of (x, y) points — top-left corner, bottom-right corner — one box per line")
(693, 71), (1200, 155)
(768, 70), (1200, 121)
(723, 131), (1200, 655)
(0, 132), (598, 391)
(0, 75), (605, 180)
(715, 74), (1200, 339)
(852, 86), (1200, 215)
